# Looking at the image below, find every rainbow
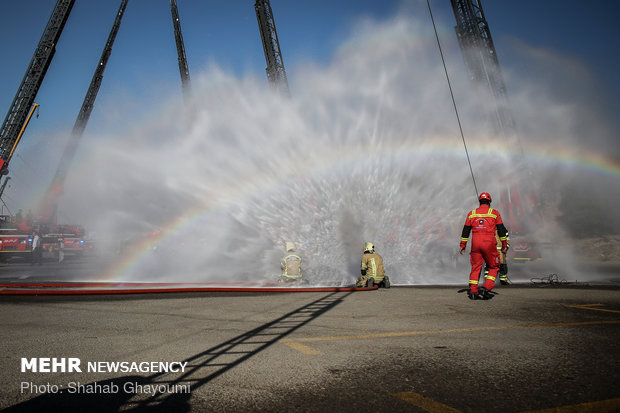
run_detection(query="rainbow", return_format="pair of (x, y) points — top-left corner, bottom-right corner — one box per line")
(95, 137), (619, 283)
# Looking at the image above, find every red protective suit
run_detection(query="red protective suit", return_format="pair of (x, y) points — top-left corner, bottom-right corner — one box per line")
(460, 204), (508, 293)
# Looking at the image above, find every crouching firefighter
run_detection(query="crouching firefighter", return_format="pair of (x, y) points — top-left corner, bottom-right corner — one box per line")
(459, 192), (508, 300)
(279, 242), (303, 284)
(356, 242), (390, 288)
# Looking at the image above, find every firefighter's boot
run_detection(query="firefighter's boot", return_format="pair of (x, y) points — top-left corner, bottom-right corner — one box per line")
(467, 288), (481, 300)
(499, 263), (509, 285)
(479, 286), (494, 300)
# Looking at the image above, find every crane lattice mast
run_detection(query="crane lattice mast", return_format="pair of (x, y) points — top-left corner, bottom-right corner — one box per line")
(170, 0), (191, 103)
(450, 0), (515, 138)
(254, 0), (290, 97)
(451, 0), (534, 237)
(52, 0), (129, 192)
(38, 0), (128, 227)
(0, 0), (76, 176)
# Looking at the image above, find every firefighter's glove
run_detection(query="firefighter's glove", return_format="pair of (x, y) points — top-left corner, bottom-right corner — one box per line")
(459, 242), (466, 255)
(501, 240), (508, 254)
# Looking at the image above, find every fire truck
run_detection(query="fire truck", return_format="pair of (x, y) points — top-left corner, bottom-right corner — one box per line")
(0, 1), (130, 262)
(41, 224), (86, 257)
(0, 1), (76, 262)
(0, 215), (33, 262)
(496, 177), (546, 262)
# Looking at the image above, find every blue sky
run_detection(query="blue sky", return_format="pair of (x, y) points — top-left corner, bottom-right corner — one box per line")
(2, 1), (619, 118)
(0, 0), (619, 189)
(0, 1), (399, 130)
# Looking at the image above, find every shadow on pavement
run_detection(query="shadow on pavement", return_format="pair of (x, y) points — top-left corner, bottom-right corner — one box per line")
(4, 291), (351, 412)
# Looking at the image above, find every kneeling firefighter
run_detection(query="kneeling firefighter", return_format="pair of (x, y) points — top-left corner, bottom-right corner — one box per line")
(356, 242), (390, 288)
(279, 242), (303, 283)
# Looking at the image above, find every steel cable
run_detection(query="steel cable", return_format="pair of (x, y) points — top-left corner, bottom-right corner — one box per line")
(427, 0), (479, 198)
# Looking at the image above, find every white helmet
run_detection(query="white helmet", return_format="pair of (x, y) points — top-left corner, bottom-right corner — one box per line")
(364, 242), (374, 253)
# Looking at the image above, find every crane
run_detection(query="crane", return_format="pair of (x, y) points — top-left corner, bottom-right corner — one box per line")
(38, 0), (129, 228)
(0, 0), (75, 177)
(255, 0), (290, 97)
(0, 1), (293, 260)
(0, 0), (75, 260)
(170, 0), (191, 104)
(450, 0), (544, 262)
(0, 102), (40, 201)
(449, 0), (515, 140)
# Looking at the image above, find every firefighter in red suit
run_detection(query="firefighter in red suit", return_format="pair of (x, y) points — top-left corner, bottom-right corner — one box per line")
(459, 192), (509, 300)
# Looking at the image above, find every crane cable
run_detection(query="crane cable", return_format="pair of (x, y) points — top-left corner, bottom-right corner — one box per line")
(426, 0), (479, 198)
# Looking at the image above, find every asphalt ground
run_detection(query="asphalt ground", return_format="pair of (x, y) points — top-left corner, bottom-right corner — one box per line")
(1, 283), (619, 413)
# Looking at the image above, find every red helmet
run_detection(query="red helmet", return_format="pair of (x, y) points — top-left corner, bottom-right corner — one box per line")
(478, 192), (492, 202)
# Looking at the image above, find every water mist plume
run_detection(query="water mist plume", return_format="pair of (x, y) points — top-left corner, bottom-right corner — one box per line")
(52, 13), (619, 285)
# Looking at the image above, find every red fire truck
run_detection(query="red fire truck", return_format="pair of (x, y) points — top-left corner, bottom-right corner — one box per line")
(0, 215), (33, 262)
(41, 225), (86, 257)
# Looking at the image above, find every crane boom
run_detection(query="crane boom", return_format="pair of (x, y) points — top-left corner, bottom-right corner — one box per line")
(0, 0), (75, 175)
(170, 0), (191, 103)
(254, 0), (290, 97)
(40, 0), (129, 227)
(449, 0), (514, 138)
(52, 0), (128, 191)
(450, 0), (541, 256)
(0, 103), (39, 200)
(8, 103), (40, 164)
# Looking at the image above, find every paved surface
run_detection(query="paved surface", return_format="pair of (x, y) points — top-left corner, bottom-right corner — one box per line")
(1, 281), (619, 412)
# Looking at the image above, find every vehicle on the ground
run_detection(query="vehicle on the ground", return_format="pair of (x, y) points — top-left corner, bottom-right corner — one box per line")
(0, 215), (32, 262)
